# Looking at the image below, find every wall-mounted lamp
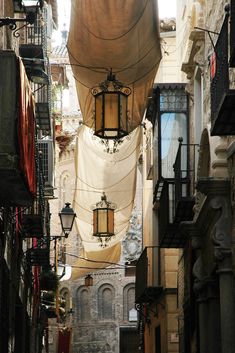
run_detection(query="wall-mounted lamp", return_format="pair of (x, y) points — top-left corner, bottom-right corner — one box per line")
(0, 0), (44, 31)
(59, 203), (76, 238)
(85, 274), (93, 287)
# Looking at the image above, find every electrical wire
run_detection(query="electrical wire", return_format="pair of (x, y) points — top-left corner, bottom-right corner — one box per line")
(65, 252), (132, 268)
(75, 164), (136, 191)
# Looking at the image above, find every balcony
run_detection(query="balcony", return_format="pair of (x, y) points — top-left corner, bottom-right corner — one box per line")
(210, 14), (235, 135)
(19, 10), (49, 85)
(135, 247), (162, 304)
(154, 142), (197, 248)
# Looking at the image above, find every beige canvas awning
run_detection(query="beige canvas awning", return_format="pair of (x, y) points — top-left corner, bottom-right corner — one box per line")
(67, 0), (161, 278)
(68, 0), (161, 131)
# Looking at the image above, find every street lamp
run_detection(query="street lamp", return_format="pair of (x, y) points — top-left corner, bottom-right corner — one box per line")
(59, 203), (76, 238)
(0, 1), (44, 30)
(92, 193), (116, 247)
(91, 70), (131, 140)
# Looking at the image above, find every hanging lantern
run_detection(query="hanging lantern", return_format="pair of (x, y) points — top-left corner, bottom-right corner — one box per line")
(91, 70), (131, 140)
(92, 193), (116, 247)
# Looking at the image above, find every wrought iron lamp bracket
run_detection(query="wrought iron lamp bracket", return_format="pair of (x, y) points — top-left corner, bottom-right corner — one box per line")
(0, 12), (36, 35)
(194, 26), (219, 55)
(194, 3), (229, 60)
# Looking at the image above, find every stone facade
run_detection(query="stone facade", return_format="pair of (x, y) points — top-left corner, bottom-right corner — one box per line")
(69, 270), (136, 353)
(176, 1), (235, 353)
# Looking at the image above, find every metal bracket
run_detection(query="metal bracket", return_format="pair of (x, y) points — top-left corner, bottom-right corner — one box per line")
(194, 27), (219, 54)
(0, 12), (36, 36)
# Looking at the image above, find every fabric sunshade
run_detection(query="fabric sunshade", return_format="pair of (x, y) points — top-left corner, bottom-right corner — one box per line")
(71, 126), (141, 278)
(67, 0), (161, 278)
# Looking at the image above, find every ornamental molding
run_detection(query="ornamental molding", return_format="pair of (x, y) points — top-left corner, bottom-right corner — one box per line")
(122, 210), (142, 262)
(181, 0), (205, 78)
(181, 178), (232, 294)
(181, 32), (205, 78)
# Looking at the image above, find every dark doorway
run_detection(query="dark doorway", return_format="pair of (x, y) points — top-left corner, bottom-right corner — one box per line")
(120, 327), (139, 353)
(155, 325), (161, 353)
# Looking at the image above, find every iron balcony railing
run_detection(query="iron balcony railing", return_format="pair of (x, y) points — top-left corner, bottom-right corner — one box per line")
(34, 83), (51, 132)
(19, 8), (52, 133)
(154, 142), (198, 248)
(210, 13), (235, 135)
(19, 9), (47, 52)
(135, 247), (162, 304)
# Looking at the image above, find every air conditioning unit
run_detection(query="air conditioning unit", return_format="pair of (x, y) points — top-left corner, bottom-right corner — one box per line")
(38, 139), (54, 196)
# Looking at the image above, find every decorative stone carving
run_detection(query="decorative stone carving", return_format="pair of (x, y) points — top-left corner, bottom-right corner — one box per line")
(181, 1), (205, 79)
(181, 179), (232, 296)
(193, 191), (206, 219)
(212, 140), (228, 178)
(122, 210), (142, 262)
(210, 196), (232, 261)
(193, 40), (205, 68)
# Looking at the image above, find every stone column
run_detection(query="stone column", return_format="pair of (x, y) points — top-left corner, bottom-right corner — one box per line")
(194, 281), (207, 353)
(211, 191), (235, 353)
(216, 252), (235, 353)
(206, 278), (221, 353)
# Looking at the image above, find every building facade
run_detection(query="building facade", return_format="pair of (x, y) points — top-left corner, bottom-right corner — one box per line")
(177, 1), (235, 353)
(137, 1), (235, 353)
(135, 19), (180, 353)
(0, 1), (57, 352)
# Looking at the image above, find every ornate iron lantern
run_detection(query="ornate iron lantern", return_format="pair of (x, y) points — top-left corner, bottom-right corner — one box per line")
(59, 203), (76, 238)
(92, 193), (116, 247)
(91, 70), (131, 140)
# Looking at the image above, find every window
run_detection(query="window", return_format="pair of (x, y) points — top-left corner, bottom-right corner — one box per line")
(77, 287), (90, 322)
(123, 284), (137, 322)
(158, 85), (189, 179)
(98, 284), (114, 320)
(155, 326), (161, 353)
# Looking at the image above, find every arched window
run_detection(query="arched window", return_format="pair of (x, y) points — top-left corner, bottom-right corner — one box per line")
(123, 284), (137, 322)
(98, 284), (115, 320)
(77, 287), (90, 322)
